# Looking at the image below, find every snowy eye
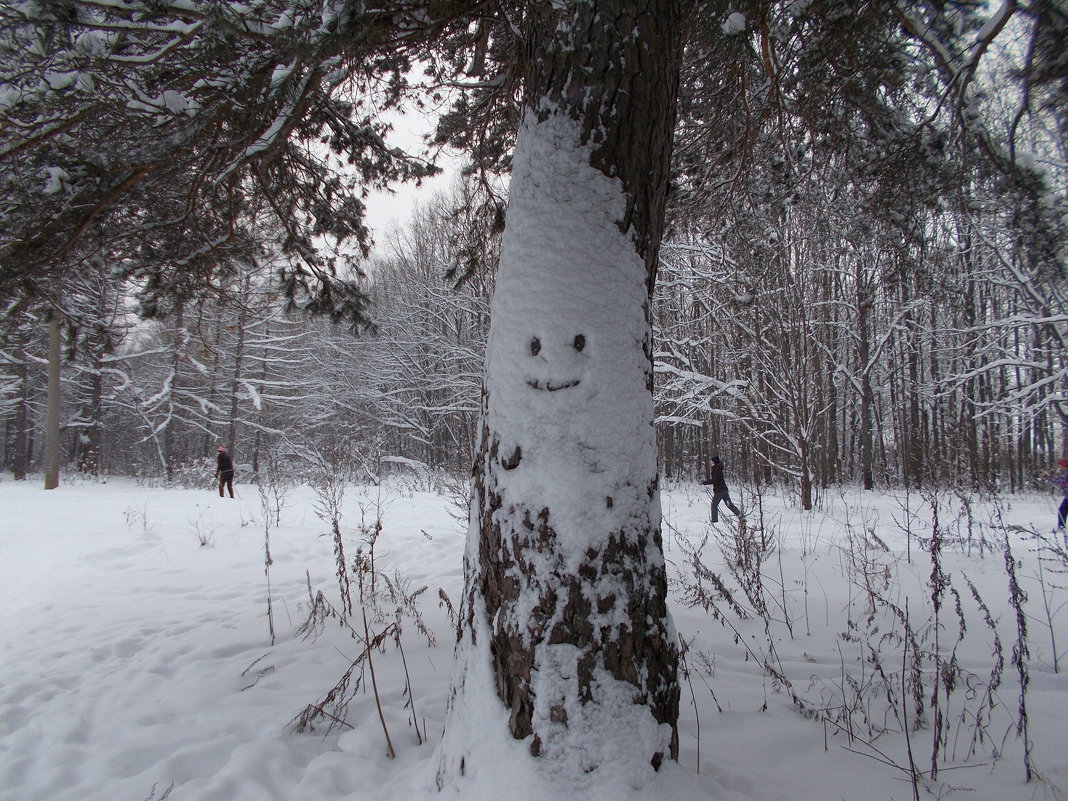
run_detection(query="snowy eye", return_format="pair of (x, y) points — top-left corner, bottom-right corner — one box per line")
(530, 337), (541, 356)
(573, 334), (586, 352)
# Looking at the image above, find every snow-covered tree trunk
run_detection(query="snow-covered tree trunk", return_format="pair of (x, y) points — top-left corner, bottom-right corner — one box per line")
(440, 0), (684, 788)
(163, 302), (187, 481)
(226, 291), (249, 459)
(75, 353), (104, 477)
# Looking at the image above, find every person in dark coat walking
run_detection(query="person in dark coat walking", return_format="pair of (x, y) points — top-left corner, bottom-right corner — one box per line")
(701, 455), (741, 523)
(1050, 457), (1068, 534)
(216, 445), (235, 498)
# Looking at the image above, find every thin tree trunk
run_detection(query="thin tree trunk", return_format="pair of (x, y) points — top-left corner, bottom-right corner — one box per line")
(11, 331), (29, 481)
(77, 353), (104, 477)
(853, 263), (876, 490)
(227, 301), (248, 459)
(164, 301), (186, 481)
(799, 437), (813, 511)
(44, 311), (62, 490)
(200, 311), (223, 458)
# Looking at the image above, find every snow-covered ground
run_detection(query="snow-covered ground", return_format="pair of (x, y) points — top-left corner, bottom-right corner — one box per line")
(1, 476), (1065, 801)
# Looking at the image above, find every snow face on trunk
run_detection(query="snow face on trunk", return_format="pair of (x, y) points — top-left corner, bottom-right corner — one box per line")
(488, 113), (658, 558)
(438, 110), (677, 792)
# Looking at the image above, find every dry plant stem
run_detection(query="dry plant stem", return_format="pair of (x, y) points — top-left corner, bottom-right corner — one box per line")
(261, 455), (291, 526)
(927, 494), (944, 780)
(755, 489), (795, 638)
(265, 535), (275, 646)
(396, 636), (422, 746)
(775, 529), (794, 640)
(1002, 530), (1033, 782)
(295, 489), (434, 741)
(334, 519), (352, 617)
(691, 652), (723, 714)
(257, 480), (279, 645)
(953, 490), (985, 558)
(310, 458), (353, 617)
(678, 633), (701, 774)
(903, 603), (921, 801)
(361, 604), (395, 758)
(240, 653), (275, 692)
(358, 508), (394, 759)
(1036, 557), (1058, 674)
(301, 586), (367, 645)
(669, 524), (747, 619)
(315, 708), (354, 730)
(797, 509), (825, 637)
(1031, 532), (1063, 674)
(819, 695), (937, 788)
(714, 514), (804, 711)
(962, 578), (1004, 760)
(835, 642), (855, 744)
(144, 781), (174, 801)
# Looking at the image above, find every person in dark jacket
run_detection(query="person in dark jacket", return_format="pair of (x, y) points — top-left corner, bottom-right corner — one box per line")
(1050, 457), (1068, 534)
(701, 455), (741, 523)
(216, 445), (235, 498)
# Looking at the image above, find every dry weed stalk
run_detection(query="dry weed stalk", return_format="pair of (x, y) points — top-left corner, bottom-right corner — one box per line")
(673, 487), (804, 714)
(310, 456), (354, 618)
(254, 473), (279, 645)
(256, 451), (293, 526)
(143, 781), (174, 801)
(1027, 528), (1067, 674)
(676, 484), (1050, 796)
(1001, 529), (1033, 783)
(292, 491), (435, 760)
(961, 577), (1004, 760)
(189, 508), (218, 547)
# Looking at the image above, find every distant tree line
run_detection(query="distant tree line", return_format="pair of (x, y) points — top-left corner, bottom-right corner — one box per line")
(2, 169), (1064, 504)
(654, 1), (1067, 505)
(1, 2), (1064, 506)
(0, 183), (489, 482)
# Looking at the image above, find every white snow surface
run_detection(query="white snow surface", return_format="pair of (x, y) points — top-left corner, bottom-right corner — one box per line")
(40, 166), (70, 195)
(722, 12), (746, 35)
(2, 476), (1066, 801)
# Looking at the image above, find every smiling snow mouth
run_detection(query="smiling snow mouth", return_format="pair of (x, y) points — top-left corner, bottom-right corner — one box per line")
(526, 379), (581, 392)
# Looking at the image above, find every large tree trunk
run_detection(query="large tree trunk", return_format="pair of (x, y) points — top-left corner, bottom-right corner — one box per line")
(440, 0), (684, 788)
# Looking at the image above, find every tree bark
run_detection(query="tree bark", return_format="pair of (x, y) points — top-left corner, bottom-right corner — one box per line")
(226, 295), (248, 460)
(163, 301), (186, 481)
(799, 436), (813, 511)
(76, 352), (104, 477)
(11, 331), (29, 481)
(856, 267), (875, 491)
(441, 0), (685, 785)
(44, 310), (62, 490)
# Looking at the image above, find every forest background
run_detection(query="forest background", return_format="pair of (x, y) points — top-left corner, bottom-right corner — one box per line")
(1, 2), (1066, 506)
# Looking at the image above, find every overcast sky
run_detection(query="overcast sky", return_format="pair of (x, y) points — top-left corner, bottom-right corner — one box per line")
(361, 109), (461, 254)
